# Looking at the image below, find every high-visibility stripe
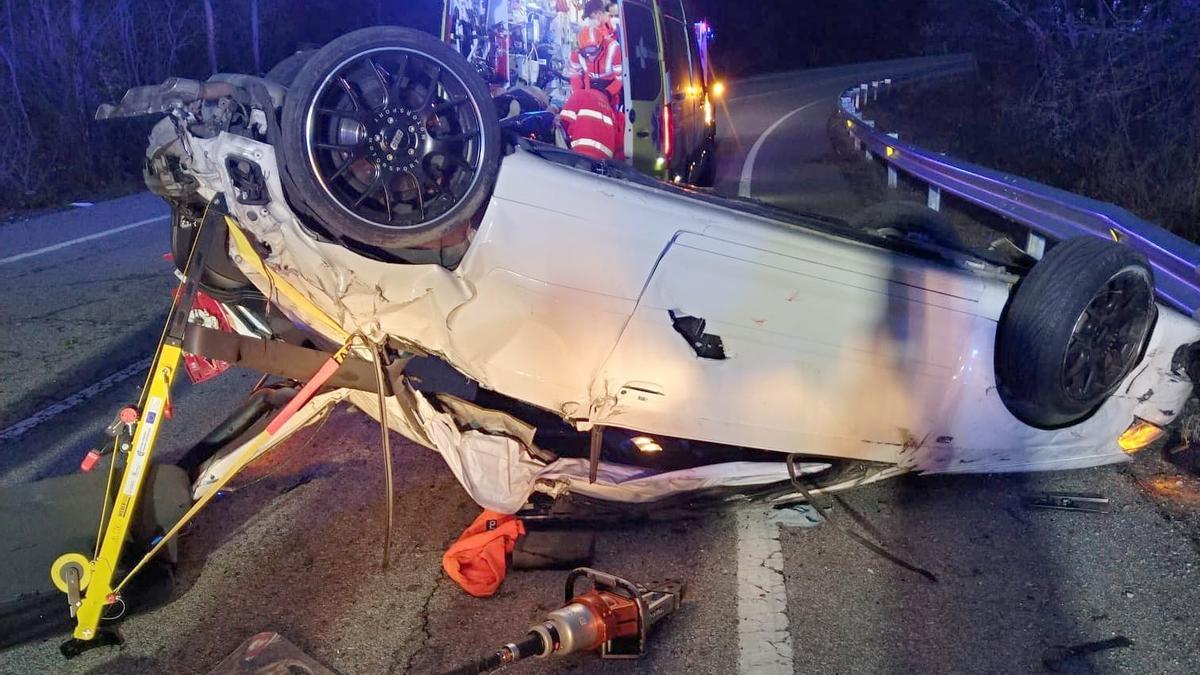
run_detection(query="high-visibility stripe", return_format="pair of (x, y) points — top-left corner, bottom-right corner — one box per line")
(560, 110), (578, 120)
(604, 41), (620, 73)
(571, 138), (614, 157)
(577, 109), (614, 125)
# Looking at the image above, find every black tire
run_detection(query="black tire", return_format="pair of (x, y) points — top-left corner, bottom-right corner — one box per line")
(996, 237), (1156, 428)
(169, 203), (260, 302)
(850, 201), (961, 249)
(279, 27), (501, 254)
(263, 49), (314, 87)
(689, 143), (717, 187)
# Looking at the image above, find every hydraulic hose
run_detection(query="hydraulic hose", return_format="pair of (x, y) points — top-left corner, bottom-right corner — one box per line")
(442, 632), (546, 675)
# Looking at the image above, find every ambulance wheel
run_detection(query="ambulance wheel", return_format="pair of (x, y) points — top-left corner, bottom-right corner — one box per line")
(280, 26), (500, 255)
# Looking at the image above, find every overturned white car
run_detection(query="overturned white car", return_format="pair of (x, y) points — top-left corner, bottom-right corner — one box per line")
(103, 27), (1198, 514)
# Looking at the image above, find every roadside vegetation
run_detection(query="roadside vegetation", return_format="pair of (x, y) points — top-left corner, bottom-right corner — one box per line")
(1, 0), (1194, 237)
(897, 1), (1200, 239)
(0, 0), (437, 218)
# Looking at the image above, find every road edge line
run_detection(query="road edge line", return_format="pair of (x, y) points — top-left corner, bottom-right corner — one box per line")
(0, 358), (152, 445)
(736, 507), (795, 674)
(738, 99), (825, 199)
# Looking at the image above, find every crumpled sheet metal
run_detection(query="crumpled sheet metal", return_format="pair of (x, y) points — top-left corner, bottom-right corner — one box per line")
(532, 459), (832, 505)
(348, 385), (832, 513)
(227, 200), (472, 356)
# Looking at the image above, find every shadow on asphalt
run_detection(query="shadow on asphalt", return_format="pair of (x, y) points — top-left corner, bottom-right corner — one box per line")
(0, 314), (164, 460)
(781, 469), (1152, 673)
(888, 474), (1091, 672)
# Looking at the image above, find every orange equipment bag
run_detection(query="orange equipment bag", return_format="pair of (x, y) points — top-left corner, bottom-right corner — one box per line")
(442, 509), (526, 598)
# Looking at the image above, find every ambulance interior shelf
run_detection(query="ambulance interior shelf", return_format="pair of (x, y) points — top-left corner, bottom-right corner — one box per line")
(445, 0), (590, 108)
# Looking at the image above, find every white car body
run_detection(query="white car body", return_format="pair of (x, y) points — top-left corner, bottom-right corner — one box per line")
(185, 130), (1199, 512)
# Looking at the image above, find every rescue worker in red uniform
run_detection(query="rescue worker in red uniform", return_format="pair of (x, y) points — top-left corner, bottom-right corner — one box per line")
(568, 0), (623, 105)
(561, 0), (624, 160)
(559, 88), (620, 160)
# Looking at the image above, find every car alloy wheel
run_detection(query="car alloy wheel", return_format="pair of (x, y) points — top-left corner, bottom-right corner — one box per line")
(1061, 267), (1155, 403)
(303, 46), (487, 231)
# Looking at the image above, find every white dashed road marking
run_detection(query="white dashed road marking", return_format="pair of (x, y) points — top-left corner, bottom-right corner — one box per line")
(0, 358), (151, 444)
(736, 507), (794, 674)
(0, 214), (167, 266)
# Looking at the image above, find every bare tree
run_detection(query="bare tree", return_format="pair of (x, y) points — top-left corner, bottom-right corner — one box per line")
(250, 0), (261, 73)
(203, 0), (217, 74)
(0, 0), (446, 214)
(929, 0), (1200, 237)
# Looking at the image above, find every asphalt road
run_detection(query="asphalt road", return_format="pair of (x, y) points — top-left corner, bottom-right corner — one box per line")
(3, 56), (1200, 674)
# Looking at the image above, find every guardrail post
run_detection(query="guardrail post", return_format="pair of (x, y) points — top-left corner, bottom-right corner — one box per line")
(886, 132), (899, 189)
(883, 78), (892, 96)
(863, 120), (875, 160)
(927, 185), (941, 212)
(871, 80), (879, 101)
(1026, 232), (1046, 259)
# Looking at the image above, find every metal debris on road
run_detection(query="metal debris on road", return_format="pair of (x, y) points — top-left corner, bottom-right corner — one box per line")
(768, 503), (826, 528)
(1023, 492), (1110, 513)
(208, 631), (334, 674)
(785, 455), (938, 583)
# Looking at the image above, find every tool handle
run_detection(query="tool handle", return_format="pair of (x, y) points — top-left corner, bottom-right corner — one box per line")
(265, 355), (342, 435)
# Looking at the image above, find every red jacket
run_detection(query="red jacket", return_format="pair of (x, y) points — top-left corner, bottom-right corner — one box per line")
(567, 36), (623, 101)
(560, 88), (623, 160)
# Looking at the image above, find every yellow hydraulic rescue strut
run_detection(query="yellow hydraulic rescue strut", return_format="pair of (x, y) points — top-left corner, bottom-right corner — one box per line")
(49, 200), (225, 651)
(50, 203), (381, 657)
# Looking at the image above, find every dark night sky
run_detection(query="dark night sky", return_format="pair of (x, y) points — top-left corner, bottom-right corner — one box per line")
(646, 1), (936, 75)
(681, 0), (931, 76)
(381, 0), (932, 78)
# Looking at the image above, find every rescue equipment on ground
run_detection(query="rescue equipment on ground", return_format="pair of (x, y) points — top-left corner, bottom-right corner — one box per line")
(49, 199), (405, 657)
(442, 509), (527, 597)
(445, 567), (685, 674)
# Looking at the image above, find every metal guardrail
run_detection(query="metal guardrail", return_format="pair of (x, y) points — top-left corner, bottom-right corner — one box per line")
(839, 65), (1200, 319)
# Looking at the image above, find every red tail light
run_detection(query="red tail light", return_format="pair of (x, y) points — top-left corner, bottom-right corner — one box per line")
(663, 104), (672, 158)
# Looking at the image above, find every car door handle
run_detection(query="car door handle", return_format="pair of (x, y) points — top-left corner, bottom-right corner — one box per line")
(636, 130), (650, 138)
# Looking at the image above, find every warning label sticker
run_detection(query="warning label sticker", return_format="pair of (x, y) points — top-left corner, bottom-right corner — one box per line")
(120, 396), (164, 497)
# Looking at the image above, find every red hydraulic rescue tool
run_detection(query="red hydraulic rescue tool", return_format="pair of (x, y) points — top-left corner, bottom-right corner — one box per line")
(445, 568), (685, 674)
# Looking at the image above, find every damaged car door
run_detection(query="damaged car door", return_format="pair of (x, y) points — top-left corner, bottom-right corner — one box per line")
(590, 208), (995, 463)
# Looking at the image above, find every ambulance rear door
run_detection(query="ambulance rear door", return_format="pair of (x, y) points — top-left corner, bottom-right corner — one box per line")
(619, 0), (665, 176)
(659, 0), (701, 181)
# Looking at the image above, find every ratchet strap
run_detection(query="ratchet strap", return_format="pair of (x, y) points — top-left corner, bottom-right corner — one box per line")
(111, 337), (358, 595)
